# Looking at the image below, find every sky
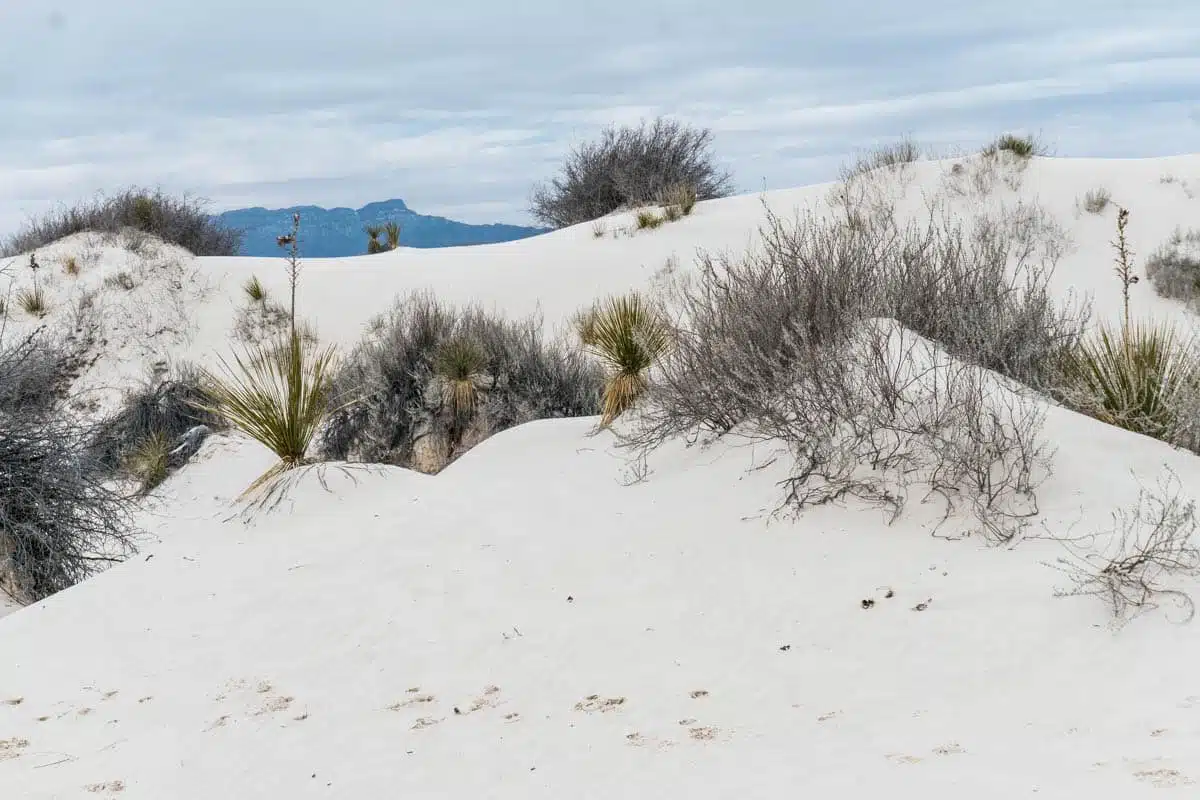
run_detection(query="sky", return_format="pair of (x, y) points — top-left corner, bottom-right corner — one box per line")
(0, 0), (1197, 232)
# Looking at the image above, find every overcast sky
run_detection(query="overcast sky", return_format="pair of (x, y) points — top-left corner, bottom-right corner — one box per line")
(0, 1), (1197, 231)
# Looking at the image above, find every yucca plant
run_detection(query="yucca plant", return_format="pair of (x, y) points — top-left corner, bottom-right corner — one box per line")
(365, 224), (385, 255)
(196, 214), (347, 495)
(433, 335), (488, 417)
(124, 431), (172, 494)
(17, 286), (47, 318)
(198, 331), (340, 494)
(585, 292), (673, 426)
(243, 274), (267, 304)
(384, 221), (401, 251)
(1059, 206), (1200, 440)
(1060, 320), (1197, 439)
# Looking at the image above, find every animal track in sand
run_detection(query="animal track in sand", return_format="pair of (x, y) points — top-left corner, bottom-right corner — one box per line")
(886, 753), (924, 765)
(933, 742), (965, 756)
(688, 726), (719, 741)
(575, 695), (626, 713)
(85, 780), (126, 794)
(1, 697), (23, 706)
(411, 716), (443, 731)
(388, 694), (435, 711)
(0, 737), (30, 761)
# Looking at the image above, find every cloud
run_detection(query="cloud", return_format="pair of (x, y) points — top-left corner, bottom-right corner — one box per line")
(0, 0), (1197, 233)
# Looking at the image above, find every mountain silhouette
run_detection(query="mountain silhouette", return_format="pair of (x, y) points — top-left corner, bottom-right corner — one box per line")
(216, 199), (548, 257)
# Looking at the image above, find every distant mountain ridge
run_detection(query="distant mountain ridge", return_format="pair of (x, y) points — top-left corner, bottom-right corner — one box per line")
(215, 199), (549, 258)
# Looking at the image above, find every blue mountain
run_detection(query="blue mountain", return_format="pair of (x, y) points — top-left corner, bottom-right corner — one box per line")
(215, 199), (549, 258)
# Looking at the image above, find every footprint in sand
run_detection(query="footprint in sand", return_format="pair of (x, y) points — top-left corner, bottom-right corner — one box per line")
(410, 716), (443, 731)
(687, 726), (719, 742)
(463, 686), (502, 715)
(887, 754), (924, 765)
(933, 742), (965, 756)
(85, 780), (125, 794)
(1, 697), (23, 707)
(0, 737), (30, 761)
(388, 694), (435, 711)
(574, 695), (627, 714)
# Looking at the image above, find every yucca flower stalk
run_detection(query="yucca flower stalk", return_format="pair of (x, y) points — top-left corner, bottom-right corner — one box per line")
(585, 292), (673, 426)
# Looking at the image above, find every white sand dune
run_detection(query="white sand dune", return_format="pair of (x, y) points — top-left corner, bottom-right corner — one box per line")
(3, 153), (1200, 797)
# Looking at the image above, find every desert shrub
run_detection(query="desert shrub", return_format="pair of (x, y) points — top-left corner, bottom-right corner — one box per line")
(0, 409), (138, 604)
(1082, 187), (1112, 214)
(87, 365), (223, 474)
(0, 331), (71, 416)
(1, 187), (243, 257)
(619, 199), (1081, 540)
(1145, 227), (1200, 308)
(320, 291), (604, 470)
(62, 255), (80, 276)
(530, 116), (733, 228)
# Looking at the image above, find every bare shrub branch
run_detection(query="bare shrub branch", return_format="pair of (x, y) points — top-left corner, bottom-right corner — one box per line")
(1047, 470), (1200, 624)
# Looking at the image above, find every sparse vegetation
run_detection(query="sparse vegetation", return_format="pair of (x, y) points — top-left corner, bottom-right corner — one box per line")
(319, 291), (603, 471)
(1082, 187), (1112, 214)
(124, 431), (172, 494)
(1, 187), (243, 257)
(1145, 227), (1200, 309)
(103, 271), (136, 291)
(88, 365), (223, 476)
(530, 116), (733, 228)
(842, 137), (921, 182)
(985, 133), (1045, 159)
(62, 255), (80, 276)
(636, 210), (665, 230)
